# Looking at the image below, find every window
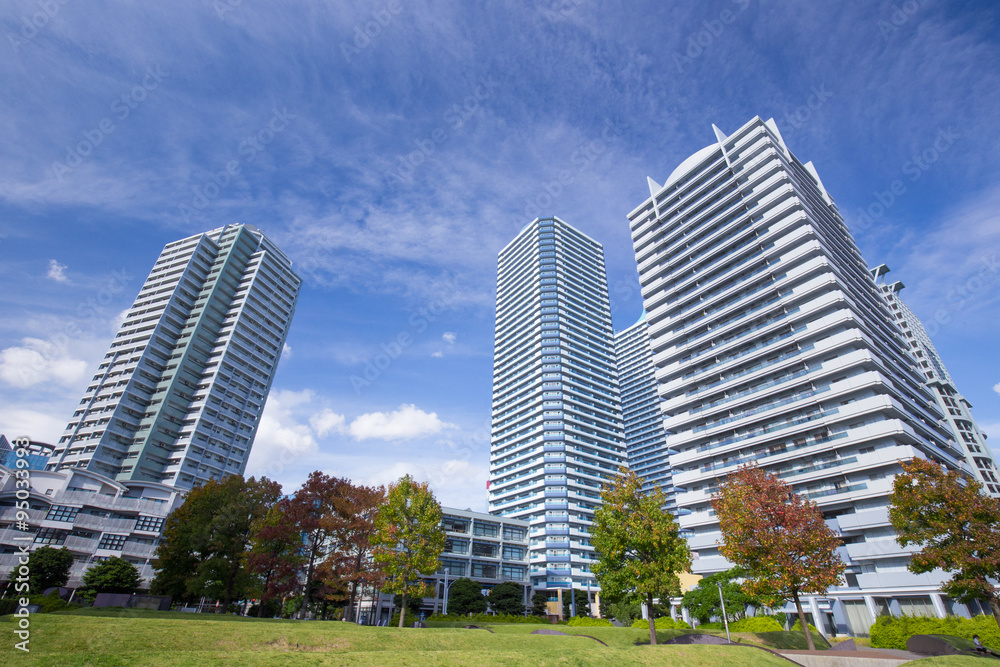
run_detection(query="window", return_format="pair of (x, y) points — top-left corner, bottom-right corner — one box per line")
(135, 515), (164, 532)
(471, 561), (497, 578)
(442, 516), (469, 533)
(45, 505), (80, 522)
(502, 525), (527, 541)
(444, 538), (468, 555)
(502, 545), (526, 561)
(473, 521), (499, 538)
(472, 541), (498, 558)
(502, 564), (527, 581)
(98, 533), (128, 551)
(438, 558), (467, 576)
(34, 528), (67, 545)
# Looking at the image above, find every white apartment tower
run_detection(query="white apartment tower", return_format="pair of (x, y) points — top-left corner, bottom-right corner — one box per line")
(627, 117), (973, 634)
(874, 267), (1000, 497)
(489, 217), (626, 594)
(614, 313), (676, 514)
(48, 224), (300, 489)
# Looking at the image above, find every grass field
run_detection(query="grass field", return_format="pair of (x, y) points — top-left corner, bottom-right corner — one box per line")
(0, 609), (994, 666)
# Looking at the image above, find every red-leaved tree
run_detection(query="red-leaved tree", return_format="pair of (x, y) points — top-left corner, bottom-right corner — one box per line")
(890, 457), (1000, 630)
(713, 465), (845, 650)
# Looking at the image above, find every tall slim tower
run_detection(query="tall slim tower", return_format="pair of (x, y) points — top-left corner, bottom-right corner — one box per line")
(614, 313), (676, 514)
(489, 217), (625, 595)
(874, 267), (1000, 497)
(48, 224), (300, 489)
(627, 117), (970, 632)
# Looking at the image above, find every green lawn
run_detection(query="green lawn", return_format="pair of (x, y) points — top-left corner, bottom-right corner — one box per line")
(0, 609), (806, 666)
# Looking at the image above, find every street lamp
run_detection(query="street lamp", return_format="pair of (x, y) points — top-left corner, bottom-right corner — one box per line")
(717, 582), (731, 643)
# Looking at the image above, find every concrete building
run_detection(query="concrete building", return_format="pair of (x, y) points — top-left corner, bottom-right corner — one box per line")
(0, 436), (182, 589)
(48, 224), (300, 490)
(0, 224), (299, 590)
(873, 266), (1000, 497)
(488, 217), (626, 597)
(614, 313), (676, 514)
(627, 117), (976, 637)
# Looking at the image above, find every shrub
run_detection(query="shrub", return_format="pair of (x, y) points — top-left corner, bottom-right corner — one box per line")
(791, 619), (818, 632)
(568, 616), (613, 627)
(423, 612), (541, 624)
(698, 621), (724, 630)
(730, 616), (783, 632)
(631, 616), (690, 629)
(870, 615), (1000, 651)
(0, 593), (72, 614)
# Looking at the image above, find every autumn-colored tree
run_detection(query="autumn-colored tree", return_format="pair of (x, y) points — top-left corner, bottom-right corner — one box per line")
(889, 457), (1000, 630)
(713, 465), (844, 650)
(245, 504), (304, 617)
(284, 471), (348, 619)
(325, 482), (386, 622)
(592, 468), (691, 646)
(371, 474), (446, 628)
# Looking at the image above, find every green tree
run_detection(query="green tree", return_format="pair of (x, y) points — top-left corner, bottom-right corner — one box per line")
(608, 600), (641, 624)
(889, 457), (1000, 630)
(151, 475), (281, 609)
(448, 577), (487, 614)
(713, 465), (845, 651)
(562, 588), (592, 618)
(393, 593), (425, 619)
(530, 591), (549, 617)
(27, 546), (73, 594)
(488, 581), (525, 616)
(371, 474), (446, 627)
(592, 468), (691, 645)
(681, 568), (777, 623)
(80, 557), (141, 599)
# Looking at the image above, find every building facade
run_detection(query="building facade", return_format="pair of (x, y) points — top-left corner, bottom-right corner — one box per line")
(874, 267), (1000, 497)
(614, 313), (676, 514)
(488, 217), (626, 596)
(627, 117), (974, 636)
(0, 437), (183, 589)
(1, 224), (299, 591)
(47, 224), (300, 490)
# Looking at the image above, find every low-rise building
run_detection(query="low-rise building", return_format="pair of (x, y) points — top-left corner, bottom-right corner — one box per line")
(0, 438), (183, 590)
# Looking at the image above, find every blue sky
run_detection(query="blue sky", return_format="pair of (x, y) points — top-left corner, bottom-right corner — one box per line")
(2, 0), (1000, 508)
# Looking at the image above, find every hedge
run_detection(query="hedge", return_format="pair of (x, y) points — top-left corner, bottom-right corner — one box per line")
(730, 616), (783, 632)
(870, 615), (1000, 651)
(631, 616), (691, 629)
(791, 619), (818, 632)
(567, 616), (613, 627)
(422, 612), (542, 624)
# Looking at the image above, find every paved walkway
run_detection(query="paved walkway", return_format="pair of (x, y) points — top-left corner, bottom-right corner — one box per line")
(776, 647), (924, 667)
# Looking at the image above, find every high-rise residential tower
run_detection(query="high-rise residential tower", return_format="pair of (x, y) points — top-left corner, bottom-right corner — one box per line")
(47, 224), (300, 489)
(488, 217), (625, 595)
(627, 117), (972, 635)
(614, 313), (676, 514)
(874, 267), (1000, 497)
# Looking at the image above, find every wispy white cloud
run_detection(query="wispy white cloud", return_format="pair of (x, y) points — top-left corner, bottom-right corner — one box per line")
(0, 338), (88, 388)
(46, 260), (69, 283)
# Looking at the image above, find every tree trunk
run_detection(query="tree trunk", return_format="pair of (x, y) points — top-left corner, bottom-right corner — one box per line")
(299, 546), (317, 620)
(399, 593), (407, 628)
(648, 593), (657, 646)
(990, 597), (1000, 632)
(792, 590), (816, 651)
(348, 578), (359, 623)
